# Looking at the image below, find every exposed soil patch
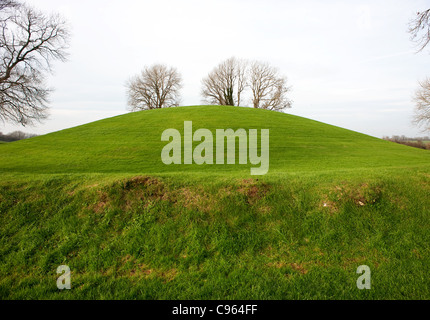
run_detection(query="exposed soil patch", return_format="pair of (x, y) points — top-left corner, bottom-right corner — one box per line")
(93, 191), (109, 214)
(238, 179), (271, 205)
(119, 176), (168, 210)
(121, 176), (166, 199)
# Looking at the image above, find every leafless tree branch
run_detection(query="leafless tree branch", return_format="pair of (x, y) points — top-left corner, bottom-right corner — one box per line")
(409, 9), (430, 52)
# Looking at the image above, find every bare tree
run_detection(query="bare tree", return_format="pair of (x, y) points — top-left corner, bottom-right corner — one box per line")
(126, 64), (182, 111)
(409, 9), (430, 52)
(0, 1), (69, 126)
(249, 61), (292, 111)
(201, 57), (247, 106)
(413, 77), (430, 132)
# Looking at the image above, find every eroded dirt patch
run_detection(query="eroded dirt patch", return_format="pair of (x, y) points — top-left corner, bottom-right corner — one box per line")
(93, 191), (110, 214)
(237, 179), (271, 205)
(122, 176), (164, 191)
(120, 176), (168, 210)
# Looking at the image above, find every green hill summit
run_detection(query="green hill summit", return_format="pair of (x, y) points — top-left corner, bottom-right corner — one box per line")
(1, 105), (428, 175)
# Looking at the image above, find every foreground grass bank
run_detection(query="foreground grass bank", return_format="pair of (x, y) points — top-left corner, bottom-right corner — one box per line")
(1, 168), (429, 299)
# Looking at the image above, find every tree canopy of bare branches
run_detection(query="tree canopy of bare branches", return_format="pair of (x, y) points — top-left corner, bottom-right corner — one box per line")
(201, 57), (247, 106)
(0, 0), (69, 126)
(409, 9), (430, 52)
(126, 64), (183, 111)
(413, 77), (430, 132)
(249, 61), (292, 111)
(201, 57), (292, 111)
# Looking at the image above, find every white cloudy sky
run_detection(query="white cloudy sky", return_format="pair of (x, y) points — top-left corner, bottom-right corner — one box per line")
(1, 0), (430, 138)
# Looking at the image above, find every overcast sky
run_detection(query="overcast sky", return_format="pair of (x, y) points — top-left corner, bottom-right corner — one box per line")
(1, 0), (430, 138)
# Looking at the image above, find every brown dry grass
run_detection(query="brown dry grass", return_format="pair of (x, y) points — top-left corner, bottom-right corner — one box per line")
(321, 182), (382, 213)
(175, 187), (215, 213)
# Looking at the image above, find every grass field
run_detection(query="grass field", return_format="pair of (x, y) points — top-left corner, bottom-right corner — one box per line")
(0, 106), (429, 299)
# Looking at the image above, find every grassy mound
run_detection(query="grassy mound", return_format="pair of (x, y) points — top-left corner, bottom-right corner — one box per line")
(0, 105), (428, 174)
(0, 106), (429, 299)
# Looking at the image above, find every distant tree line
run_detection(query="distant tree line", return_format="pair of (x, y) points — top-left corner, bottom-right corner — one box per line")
(0, 130), (37, 142)
(126, 57), (292, 112)
(383, 135), (430, 150)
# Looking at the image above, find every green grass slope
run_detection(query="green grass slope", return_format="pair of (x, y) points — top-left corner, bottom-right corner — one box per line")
(0, 105), (428, 175)
(1, 106), (429, 300)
